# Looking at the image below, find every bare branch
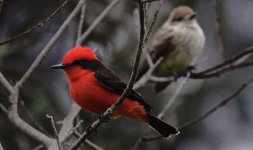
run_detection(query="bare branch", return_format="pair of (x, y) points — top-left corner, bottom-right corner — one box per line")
(133, 56), (163, 89)
(149, 75), (173, 82)
(59, 103), (81, 143)
(78, 0), (120, 44)
(0, 103), (7, 114)
(75, 1), (87, 46)
(70, 1), (146, 149)
(20, 100), (47, 134)
(179, 76), (253, 130)
(143, 0), (160, 3)
(0, 72), (14, 93)
(17, 0), (86, 88)
(46, 114), (62, 150)
(66, 119), (84, 141)
(140, 76), (253, 142)
(189, 46), (253, 79)
(73, 132), (104, 150)
(144, 0), (163, 44)
(137, 46), (253, 82)
(213, 0), (225, 60)
(84, 140), (104, 150)
(7, 88), (53, 147)
(0, 0), (71, 46)
(62, 119), (104, 150)
(158, 73), (190, 119)
(134, 0), (163, 90)
(0, 141), (4, 150)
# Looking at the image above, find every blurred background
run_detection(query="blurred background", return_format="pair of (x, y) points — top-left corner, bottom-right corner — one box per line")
(1, 0), (253, 149)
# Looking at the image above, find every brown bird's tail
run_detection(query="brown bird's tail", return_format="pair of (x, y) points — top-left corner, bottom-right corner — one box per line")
(146, 113), (179, 137)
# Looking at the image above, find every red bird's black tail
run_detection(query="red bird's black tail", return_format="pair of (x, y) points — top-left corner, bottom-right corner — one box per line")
(146, 113), (179, 137)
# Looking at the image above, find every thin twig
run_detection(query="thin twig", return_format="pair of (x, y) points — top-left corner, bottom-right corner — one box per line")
(69, 120), (103, 150)
(144, 0), (162, 44)
(0, 0), (71, 46)
(84, 140), (104, 150)
(67, 120), (84, 140)
(16, 0), (86, 88)
(0, 103), (7, 114)
(7, 87), (53, 147)
(213, 0), (225, 60)
(78, 0), (120, 44)
(0, 141), (4, 150)
(20, 100), (47, 134)
(158, 72), (190, 119)
(149, 75), (173, 82)
(179, 76), (253, 130)
(134, 0), (163, 89)
(188, 46), (253, 79)
(192, 61), (253, 79)
(134, 56), (163, 89)
(70, 1), (146, 149)
(0, 72), (13, 93)
(46, 114), (62, 150)
(73, 132), (104, 150)
(59, 103), (81, 143)
(141, 76), (253, 141)
(75, 1), (86, 46)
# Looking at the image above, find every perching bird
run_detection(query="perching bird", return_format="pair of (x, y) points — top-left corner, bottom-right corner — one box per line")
(51, 46), (179, 137)
(137, 6), (205, 93)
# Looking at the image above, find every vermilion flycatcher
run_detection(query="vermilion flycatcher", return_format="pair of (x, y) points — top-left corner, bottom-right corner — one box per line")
(138, 6), (205, 93)
(52, 46), (179, 137)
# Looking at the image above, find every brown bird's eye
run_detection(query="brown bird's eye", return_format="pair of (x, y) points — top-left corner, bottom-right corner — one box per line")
(173, 17), (184, 22)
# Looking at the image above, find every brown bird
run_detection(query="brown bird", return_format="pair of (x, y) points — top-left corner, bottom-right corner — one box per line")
(137, 6), (205, 93)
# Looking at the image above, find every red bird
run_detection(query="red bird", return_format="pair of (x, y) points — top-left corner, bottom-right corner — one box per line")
(51, 46), (179, 137)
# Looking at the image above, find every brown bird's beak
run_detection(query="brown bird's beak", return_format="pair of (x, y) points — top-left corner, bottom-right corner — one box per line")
(51, 63), (66, 69)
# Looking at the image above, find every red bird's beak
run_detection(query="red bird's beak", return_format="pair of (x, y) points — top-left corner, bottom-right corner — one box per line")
(51, 63), (67, 69)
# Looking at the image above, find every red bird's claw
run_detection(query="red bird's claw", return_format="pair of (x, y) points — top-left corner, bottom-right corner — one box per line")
(99, 115), (109, 123)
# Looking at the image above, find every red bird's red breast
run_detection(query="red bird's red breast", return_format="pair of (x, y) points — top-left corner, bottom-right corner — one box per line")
(66, 66), (147, 120)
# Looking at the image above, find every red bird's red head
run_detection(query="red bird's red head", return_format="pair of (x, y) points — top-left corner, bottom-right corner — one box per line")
(51, 46), (98, 70)
(51, 46), (98, 81)
(62, 46), (97, 65)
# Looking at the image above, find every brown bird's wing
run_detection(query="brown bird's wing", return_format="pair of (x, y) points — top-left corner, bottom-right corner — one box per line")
(137, 26), (175, 93)
(137, 26), (175, 80)
(79, 60), (152, 111)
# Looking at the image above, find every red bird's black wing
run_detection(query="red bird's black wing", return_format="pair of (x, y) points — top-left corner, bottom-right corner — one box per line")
(80, 60), (152, 111)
